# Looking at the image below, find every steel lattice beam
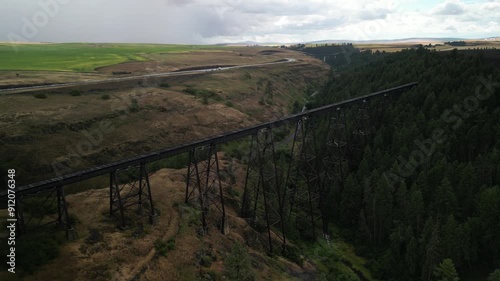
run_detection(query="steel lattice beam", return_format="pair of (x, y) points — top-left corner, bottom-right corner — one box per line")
(323, 107), (349, 184)
(285, 116), (327, 238)
(15, 186), (76, 239)
(241, 127), (287, 253)
(109, 163), (157, 227)
(185, 144), (227, 234)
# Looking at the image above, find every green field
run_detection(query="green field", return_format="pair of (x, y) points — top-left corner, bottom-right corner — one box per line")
(0, 43), (221, 72)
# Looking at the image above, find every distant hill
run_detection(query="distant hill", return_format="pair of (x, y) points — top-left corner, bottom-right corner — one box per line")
(221, 37), (500, 46)
(306, 38), (466, 44)
(483, 37), (500, 41)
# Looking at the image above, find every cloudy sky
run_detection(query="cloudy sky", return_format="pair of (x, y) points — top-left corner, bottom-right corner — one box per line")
(1, 0), (499, 44)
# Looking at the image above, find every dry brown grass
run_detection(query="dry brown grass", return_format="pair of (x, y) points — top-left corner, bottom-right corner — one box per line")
(16, 155), (316, 281)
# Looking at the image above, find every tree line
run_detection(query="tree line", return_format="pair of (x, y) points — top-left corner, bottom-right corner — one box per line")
(308, 46), (500, 280)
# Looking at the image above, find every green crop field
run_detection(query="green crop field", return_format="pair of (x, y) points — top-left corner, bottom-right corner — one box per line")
(0, 43), (222, 72)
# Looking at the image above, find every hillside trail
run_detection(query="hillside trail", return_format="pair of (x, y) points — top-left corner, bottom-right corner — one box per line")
(116, 207), (180, 281)
(112, 169), (182, 281)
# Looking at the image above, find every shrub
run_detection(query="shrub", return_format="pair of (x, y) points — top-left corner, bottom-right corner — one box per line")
(183, 87), (198, 95)
(148, 153), (189, 170)
(159, 83), (170, 88)
(200, 255), (212, 267)
(225, 101), (234, 107)
(291, 100), (302, 113)
(282, 246), (304, 266)
(184, 87), (222, 103)
(17, 233), (63, 274)
(221, 140), (250, 161)
(224, 162), (237, 184)
(199, 269), (221, 281)
(202, 95), (209, 105)
(167, 239), (176, 251)
(67, 213), (80, 226)
(70, 90), (82, 96)
(22, 196), (57, 218)
(243, 72), (252, 80)
(154, 239), (168, 256)
(224, 242), (256, 281)
(129, 98), (139, 112)
(227, 186), (239, 197)
(85, 228), (103, 245)
(101, 94), (110, 100)
(34, 93), (47, 99)
(489, 269), (500, 281)
(201, 89), (222, 101)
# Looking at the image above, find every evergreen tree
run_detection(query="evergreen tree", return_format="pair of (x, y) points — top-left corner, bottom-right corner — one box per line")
(371, 174), (393, 244)
(339, 175), (362, 226)
(433, 259), (459, 281)
(488, 269), (500, 281)
(395, 182), (409, 223)
(358, 209), (372, 243)
(408, 187), (424, 232)
(224, 243), (256, 281)
(433, 178), (457, 218)
(441, 215), (460, 266)
(421, 220), (441, 281)
(405, 235), (419, 276)
(477, 186), (500, 262)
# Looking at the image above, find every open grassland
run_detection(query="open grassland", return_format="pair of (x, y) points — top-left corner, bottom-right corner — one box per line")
(0, 43), (224, 72)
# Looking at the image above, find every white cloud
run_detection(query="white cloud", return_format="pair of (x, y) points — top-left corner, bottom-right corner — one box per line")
(431, 0), (466, 15)
(358, 8), (391, 20)
(481, 1), (500, 10)
(0, 0), (498, 44)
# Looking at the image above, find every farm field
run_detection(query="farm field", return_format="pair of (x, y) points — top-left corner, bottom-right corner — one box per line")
(355, 40), (500, 52)
(0, 43), (224, 72)
(0, 44), (297, 87)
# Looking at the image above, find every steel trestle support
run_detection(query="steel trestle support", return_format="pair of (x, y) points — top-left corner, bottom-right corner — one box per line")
(185, 144), (227, 234)
(109, 162), (157, 228)
(4, 83), (417, 239)
(15, 186), (76, 239)
(241, 127), (286, 254)
(286, 116), (327, 239)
